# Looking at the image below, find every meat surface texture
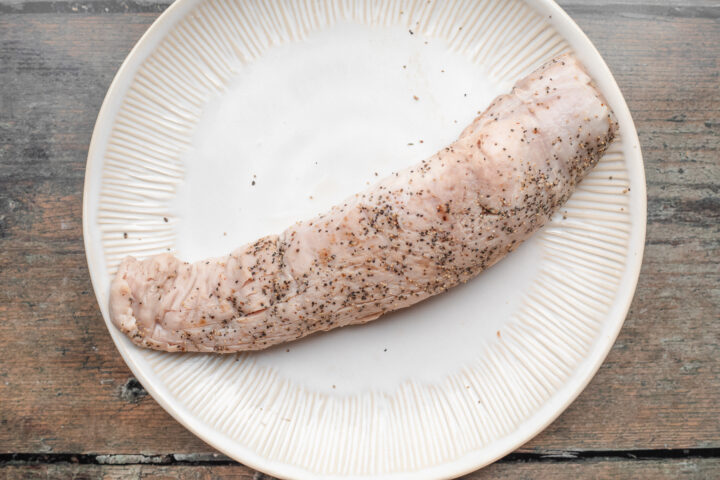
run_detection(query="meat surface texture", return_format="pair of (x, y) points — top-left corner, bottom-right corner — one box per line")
(109, 54), (618, 353)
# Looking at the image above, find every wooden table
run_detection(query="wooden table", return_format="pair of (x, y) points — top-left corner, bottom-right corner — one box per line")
(1, 0), (718, 478)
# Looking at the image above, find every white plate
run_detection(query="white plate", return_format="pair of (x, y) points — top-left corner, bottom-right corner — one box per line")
(83, 1), (645, 478)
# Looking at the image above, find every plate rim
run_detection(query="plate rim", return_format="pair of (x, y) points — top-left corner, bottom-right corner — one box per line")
(82, 0), (647, 478)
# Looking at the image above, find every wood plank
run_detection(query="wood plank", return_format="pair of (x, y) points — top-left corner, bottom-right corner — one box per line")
(3, 458), (720, 479)
(0, 13), (212, 454)
(523, 4), (720, 452)
(0, 3), (718, 459)
(564, 1), (720, 20)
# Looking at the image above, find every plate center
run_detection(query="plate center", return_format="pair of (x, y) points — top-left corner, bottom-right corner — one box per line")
(171, 22), (539, 393)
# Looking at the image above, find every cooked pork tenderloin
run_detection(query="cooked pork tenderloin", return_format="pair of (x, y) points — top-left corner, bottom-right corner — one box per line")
(109, 54), (617, 352)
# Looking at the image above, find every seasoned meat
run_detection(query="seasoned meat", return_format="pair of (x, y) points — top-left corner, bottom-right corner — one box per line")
(109, 54), (617, 352)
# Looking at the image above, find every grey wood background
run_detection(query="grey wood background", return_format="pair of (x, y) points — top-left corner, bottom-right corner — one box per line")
(1, 0), (718, 478)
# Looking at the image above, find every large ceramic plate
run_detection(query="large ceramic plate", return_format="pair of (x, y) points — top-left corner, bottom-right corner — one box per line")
(83, 0), (645, 478)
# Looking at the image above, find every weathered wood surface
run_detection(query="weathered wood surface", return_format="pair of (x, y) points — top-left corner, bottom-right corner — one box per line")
(0, 0), (718, 477)
(3, 458), (720, 479)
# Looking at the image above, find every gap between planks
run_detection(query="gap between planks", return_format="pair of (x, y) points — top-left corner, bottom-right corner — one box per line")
(2, 448), (720, 466)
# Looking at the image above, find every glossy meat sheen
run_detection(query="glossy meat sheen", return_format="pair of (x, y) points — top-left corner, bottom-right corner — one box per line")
(109, 54), (617, 353)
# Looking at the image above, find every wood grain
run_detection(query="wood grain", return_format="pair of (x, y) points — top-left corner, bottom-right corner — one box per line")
(0, 0), (718, 473)
(3, 458), (720, 479)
